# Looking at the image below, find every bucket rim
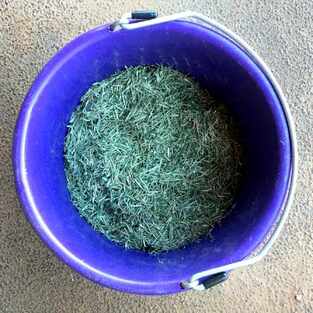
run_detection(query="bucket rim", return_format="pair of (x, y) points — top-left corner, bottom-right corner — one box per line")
(12, 13), (297, 294)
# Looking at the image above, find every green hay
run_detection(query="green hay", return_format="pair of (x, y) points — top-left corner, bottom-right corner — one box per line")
(64, 65), (243, 253)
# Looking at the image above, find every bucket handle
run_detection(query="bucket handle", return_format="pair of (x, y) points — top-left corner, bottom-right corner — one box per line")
(111, 11), (298, 291)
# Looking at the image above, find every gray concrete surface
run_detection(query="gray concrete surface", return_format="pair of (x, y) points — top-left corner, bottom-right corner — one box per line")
(1, 1), (312, 312)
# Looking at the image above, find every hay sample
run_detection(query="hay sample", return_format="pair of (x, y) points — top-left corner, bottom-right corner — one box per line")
(64, 65), (243, 253)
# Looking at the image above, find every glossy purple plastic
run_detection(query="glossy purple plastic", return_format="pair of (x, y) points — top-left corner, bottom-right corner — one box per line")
(13, 21), (292, 295)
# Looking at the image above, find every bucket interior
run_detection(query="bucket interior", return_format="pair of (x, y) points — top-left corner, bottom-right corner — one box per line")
(15, 21), (291, 294)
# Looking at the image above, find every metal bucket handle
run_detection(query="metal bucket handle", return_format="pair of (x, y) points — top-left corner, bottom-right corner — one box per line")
(111, 11), (298, 291)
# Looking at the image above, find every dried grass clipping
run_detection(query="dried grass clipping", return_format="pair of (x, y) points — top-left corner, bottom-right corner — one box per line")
(64, 65), (243, 253)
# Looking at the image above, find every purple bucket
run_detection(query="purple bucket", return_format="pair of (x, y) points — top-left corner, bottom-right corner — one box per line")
(13, 14), (295, 295)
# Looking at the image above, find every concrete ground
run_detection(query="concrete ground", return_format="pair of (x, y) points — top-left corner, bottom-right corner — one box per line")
(1, 1), (312, 312)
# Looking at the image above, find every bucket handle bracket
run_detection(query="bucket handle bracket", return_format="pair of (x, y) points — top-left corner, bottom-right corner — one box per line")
(110, 10), (158, 31)
(181, 271), (229, 291)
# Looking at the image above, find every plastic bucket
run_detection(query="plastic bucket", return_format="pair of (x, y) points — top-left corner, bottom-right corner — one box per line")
(13, 15), (295, 295)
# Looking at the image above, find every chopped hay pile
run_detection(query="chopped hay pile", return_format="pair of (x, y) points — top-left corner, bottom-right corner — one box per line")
(64, 65), (243, 253)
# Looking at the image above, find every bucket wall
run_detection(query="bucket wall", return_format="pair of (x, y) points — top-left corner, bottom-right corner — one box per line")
(14, 20), (292, 294)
